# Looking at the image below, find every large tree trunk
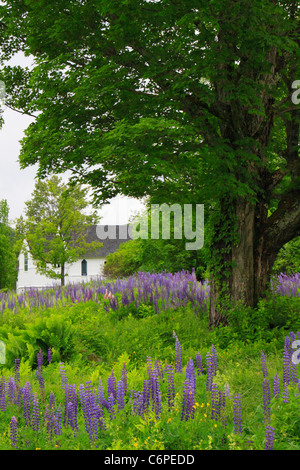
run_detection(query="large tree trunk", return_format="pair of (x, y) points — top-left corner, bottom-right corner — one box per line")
(208, 198), (282, 327)
(60, 264), (65, 287)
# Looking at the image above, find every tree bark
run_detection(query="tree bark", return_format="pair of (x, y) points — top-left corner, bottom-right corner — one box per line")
(208, 193), (300, 327)
(61, 264), (65, 287)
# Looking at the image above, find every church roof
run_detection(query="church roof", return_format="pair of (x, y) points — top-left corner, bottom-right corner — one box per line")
(83, 225), (131, 258)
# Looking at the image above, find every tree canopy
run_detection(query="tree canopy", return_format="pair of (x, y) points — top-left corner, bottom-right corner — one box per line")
(0, 200), (17, 290)
(23, 176), (102, 286)
(0, 0), (299, 324)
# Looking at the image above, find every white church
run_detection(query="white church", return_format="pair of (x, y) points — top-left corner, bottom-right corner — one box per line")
(16, 225), (130, 293)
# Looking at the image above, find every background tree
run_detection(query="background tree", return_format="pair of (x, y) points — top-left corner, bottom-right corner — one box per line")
(24, 176), (102, 287)
(272, 236), (300, 275)
(0, 199), (17, 290)
(0, 0), (299, 324)
(104, 236), (208, 280)
(104, 205), (208, 279)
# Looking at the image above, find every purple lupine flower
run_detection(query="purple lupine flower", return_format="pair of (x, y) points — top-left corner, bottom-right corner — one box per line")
(10, 416), (17, 449)
(155, 359), (164, 378)
(142, 379), (151, 414)
(206, 353), (213, 391)
(82, 381), (96, 435)
(262, 378), (271, 423)
(290, 355), (298, 384)
(79, 384), (89, 432)
(154, 376), (162, 419)
(59, 363), (68, 390)
(148, 366), (161, 418)
(8, 377), (16, 404)
(32, 394), (39, 432)
(224, 383), (231, 399)
(175, 337), (182, 373)
(211, 345), (217, 376)
(265, 425), (275, 450)
(285, 335), (291, 358)
(233, 393), (242, 434)
(273, 374), (280, 398)
(211, 383), (220, 421)
(45, 408), (55, 440)
(146, 356), (153, 379)
(181, 379), (195, 421)
(23, 384), (31, 426)
(49, 391), (55, 410)
(95, 403), (106, 433)
(196, 353), (203, 375)
(54, 405), (63, 436)
(121, 363), (127, 395)
(36, 370), (45, 402)
(37, 349), (43, 373)
(117, 380), (125, 411)
(64, 384), (77, 426)
(283, 346), (291, 385)
(283, 384), (289, 403)
(261, 351), (268, 378)
(0, 391), (6, 412)
(0, 376), (4, 396)
(47, 347), (52, 364)
(146, 357), (155, 404)
(14, 359), (20, 385)
(108, 393), (116, 420)
(165, 365), (175, 411)
(107, 370), (117, 401)
(98, 378), (108, 409)
(219, 390), (225, 408)
(89, 402), (105, 441)
(185, 358), (196, 392)
(132, 391), (144, 416)
(222, 415), (228, 430)
(67, 401), (78, 434)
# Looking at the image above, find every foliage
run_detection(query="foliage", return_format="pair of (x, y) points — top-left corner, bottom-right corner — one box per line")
(0, 270), (298, 449)
(104, 237), (208, 280)
(0, 199), (17, 290)
(0, 308), (299, 449)
(23, 175), (101, 286)
(273, 237), (300, 275)
(211, 295), (300, 350)
(103, 239), (143, 279)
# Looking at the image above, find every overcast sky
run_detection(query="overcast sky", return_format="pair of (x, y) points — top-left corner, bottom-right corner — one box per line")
(0, 54), (144, 226)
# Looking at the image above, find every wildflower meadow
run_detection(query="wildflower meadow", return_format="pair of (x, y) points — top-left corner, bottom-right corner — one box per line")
(0, 271), (299, 451)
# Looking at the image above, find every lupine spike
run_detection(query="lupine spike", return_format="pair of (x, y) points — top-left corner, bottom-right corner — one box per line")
(32, 394), (39, 432)
(273, 374), (280, 398)
(196, 353), (203, 375)
(261, 351), (268, 378)
(206, 353), (213, 391)
(117, 380), (125, 411)
(262, 378), (271, 423)
(265, 425), (275, 450)
(175, 337), (182, 374)
(211, 383), (220, 421)
(233, 393), (242, 434)
(10, 416), (17, 449)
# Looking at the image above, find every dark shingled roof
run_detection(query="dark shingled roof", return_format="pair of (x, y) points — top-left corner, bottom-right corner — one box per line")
(84, 225), (131, 258)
